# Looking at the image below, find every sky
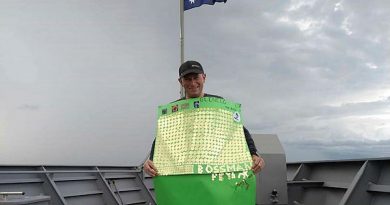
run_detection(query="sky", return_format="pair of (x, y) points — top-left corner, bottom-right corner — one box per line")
(0, 0), (389, 166)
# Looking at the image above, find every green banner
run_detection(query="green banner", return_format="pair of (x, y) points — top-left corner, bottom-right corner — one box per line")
(154, 171), (256, 205)
(153, 97), (255, 204)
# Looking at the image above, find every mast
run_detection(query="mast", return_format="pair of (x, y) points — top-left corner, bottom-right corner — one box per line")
(180, 0), (185, 98)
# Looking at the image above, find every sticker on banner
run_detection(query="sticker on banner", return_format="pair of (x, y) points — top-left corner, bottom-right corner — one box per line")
(233, 112), (241, 122)
(162, 108), (167, 115)
(172, 105), (179, 112)
(194, 101), (200, 108)
(181, 103), (189, 110)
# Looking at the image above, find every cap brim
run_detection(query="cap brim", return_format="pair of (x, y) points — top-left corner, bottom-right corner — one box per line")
(180, 69), (203, 77)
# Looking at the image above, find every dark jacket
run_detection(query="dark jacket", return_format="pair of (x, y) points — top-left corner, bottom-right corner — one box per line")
(149, 94), (258, 160)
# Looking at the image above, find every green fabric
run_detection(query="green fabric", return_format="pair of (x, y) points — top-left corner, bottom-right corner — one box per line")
(154, 171), (256, 205)
(153, 97), (255, 204)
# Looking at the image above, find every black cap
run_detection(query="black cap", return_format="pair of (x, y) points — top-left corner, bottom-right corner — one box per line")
(179, 60), (204, 78)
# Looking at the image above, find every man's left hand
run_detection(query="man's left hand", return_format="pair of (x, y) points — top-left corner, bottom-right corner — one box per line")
(251, 155), (265, 174)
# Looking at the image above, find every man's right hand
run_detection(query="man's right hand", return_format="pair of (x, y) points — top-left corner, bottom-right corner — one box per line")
(143, 159), (158, 177)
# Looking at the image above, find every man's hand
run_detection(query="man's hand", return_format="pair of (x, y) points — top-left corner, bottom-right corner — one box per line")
(143, 159), (158, 177)
(251, 155), (265, 174)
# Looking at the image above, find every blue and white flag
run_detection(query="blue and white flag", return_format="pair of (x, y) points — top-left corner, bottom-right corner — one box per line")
(184, 0), (227, 11)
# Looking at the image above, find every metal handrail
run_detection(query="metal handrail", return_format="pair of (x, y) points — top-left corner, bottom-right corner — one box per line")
(0, 169), (140, 174)
(0, 192), (25, 200)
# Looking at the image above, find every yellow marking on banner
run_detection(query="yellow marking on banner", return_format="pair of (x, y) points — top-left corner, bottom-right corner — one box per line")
(154, 108), (252, 175)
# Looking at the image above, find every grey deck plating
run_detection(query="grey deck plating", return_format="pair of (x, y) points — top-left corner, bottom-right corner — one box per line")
(1, 134), (390, 205)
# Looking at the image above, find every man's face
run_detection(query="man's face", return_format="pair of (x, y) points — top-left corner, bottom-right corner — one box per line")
(179, 73), (206, 98)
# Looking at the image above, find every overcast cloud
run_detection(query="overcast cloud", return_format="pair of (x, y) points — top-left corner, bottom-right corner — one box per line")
(0, 0), (389, 165)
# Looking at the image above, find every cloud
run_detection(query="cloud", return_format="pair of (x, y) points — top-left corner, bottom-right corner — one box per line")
(260, 97), (390, 161)
(177, 0), (390, 161)
(18, 104), (40, 111)
(0, 0), (389, 165)
(284, 138), (390, 162)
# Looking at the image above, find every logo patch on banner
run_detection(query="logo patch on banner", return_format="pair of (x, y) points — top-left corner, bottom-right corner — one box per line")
(233, 112), (241, 122)
(181, 103), (189, 110)
(172, 105), (179, 112)
(162, 108), (167, 115)
(194, 101), (200, 108)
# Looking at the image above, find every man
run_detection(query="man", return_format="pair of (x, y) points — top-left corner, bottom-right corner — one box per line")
(144, 60), (265, 176)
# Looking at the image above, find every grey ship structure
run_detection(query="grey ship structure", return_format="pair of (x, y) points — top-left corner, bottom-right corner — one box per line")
(1, 134), (389, 205)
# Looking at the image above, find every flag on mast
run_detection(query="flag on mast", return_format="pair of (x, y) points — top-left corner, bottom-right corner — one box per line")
(184, 0), (227, 11)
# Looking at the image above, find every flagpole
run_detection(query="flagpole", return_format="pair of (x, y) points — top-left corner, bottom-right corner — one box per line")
(180, 0), (185, 98)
